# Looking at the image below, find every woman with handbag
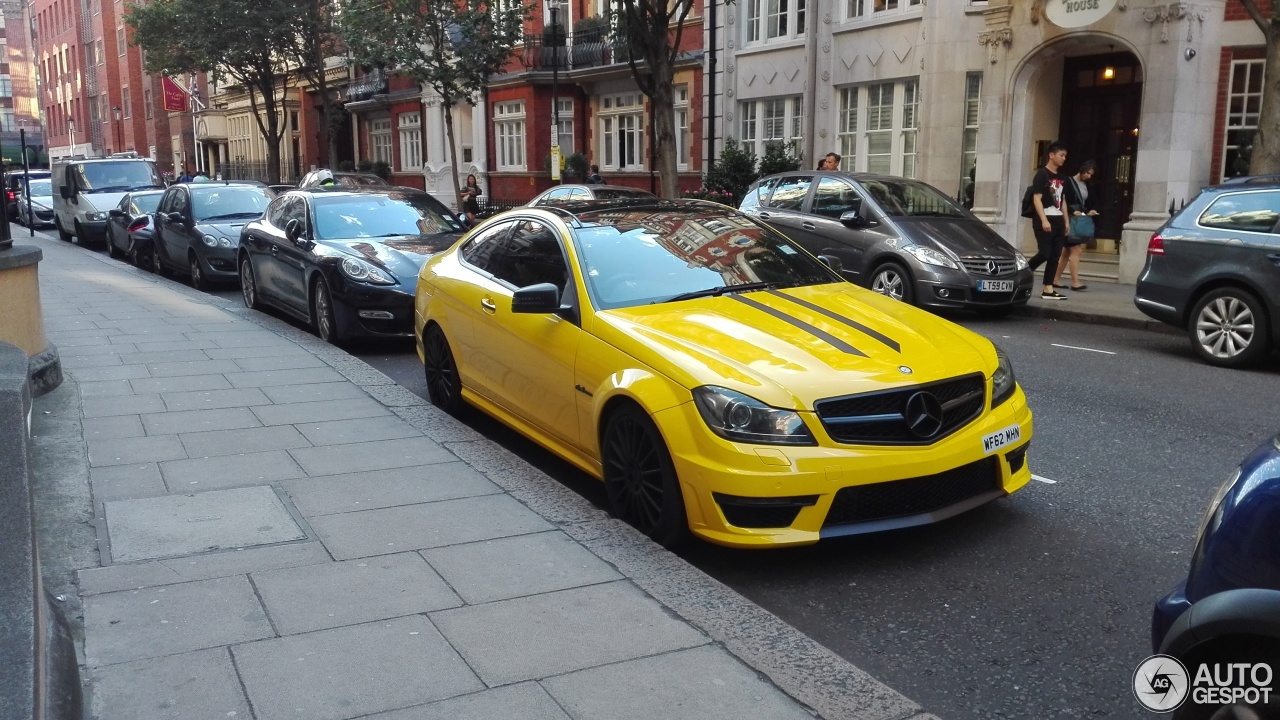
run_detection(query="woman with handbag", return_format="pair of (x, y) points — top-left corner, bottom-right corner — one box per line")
(1053, 160), (1099, 291)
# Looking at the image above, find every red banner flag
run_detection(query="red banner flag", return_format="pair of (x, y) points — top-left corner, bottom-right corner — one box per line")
(161, 76), (188, 112)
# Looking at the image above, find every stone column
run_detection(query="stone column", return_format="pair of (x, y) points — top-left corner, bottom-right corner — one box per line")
(0, 245), (61, 395)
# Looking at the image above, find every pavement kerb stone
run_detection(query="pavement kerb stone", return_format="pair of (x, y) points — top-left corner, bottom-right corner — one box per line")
(1011, 303), (1181, 335)
(53, 243), (940, 719)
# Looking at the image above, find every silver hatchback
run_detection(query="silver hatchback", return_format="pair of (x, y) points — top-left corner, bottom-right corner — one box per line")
(740, 172), (1033, 315)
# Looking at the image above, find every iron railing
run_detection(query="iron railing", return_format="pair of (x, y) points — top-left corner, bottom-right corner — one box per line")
(520, 28), (632, 71)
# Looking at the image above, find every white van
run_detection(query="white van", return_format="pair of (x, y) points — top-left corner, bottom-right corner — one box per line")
(53, 158), (164, 245)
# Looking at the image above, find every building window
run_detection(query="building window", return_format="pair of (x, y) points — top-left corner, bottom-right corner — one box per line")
(675, 85), (689, 170)
(837, 78), (921, 176)
(117, 27), (125, 54)
(739, 96), (802, 158)
(96, 40), (103, 65)
(144, 88), (152, 119)
(599, 93), (644, 171)
(0, 78), (11, 96)
(494, 100), (526, 170)
(370, 117), (392, 165)
(121, 87), (131, 119)
(555, 97), (573, 152)
(1223, 59), (1264, 180)
(746, 0), (805, 42)
(847, 0), (922, 20)
(398, 111), (421, 171)
(959, 72), (981, 207)
(745, 0), (761, 42)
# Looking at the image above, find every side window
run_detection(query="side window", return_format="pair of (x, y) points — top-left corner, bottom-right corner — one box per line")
(763, 175), (812, 211)
(812, 178), (864, 219)
(157, 190), (174, 213)
(171, 190), (189, 217)
(489, 220), (569, 293)
(280, 197), (308, 232)
(542, 187), (575, 205)
(459, 220), (515, 273)
(741, 176), (780, 210)
(1199, 191), (1280, 234)
(569, 188), (591, 201)
(265, 196), (289, 227)
(117, 196), (130, 211)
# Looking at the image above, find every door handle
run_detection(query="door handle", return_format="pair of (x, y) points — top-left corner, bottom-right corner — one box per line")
(480, 297), (497, 313)
(802, 222), (816, 231)
(758, 211), (771, 220)
(1267, 253), (1280, 266)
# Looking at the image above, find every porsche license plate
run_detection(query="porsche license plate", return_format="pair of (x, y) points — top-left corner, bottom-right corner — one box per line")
(982, 424), (1022, 454)
(978, 280), (1014, 292)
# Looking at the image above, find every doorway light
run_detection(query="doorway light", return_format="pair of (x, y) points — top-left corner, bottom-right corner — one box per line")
(1102, 66), (1116, 81)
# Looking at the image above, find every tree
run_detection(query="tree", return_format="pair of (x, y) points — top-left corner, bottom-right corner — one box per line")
(340, 0), (528, 209)
(127, 0), (300, 183)
(758, 140), (802, 177)
(286, 0), (346, 168)
(703, 138), (758, 207)
(614, 0), (697, 199)
(1239, 1), (1280, 174)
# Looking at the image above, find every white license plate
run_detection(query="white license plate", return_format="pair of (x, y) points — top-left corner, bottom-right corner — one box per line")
(982, 424), (1022, 454)
(978, 280), (1014, 292)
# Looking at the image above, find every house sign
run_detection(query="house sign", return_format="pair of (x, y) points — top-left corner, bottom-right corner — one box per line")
(1046, 0), (1118, 28)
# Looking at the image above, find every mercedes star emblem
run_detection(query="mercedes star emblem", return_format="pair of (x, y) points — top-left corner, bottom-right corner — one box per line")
(903, 391), (944, 439)
(986, 260), (1000, 275)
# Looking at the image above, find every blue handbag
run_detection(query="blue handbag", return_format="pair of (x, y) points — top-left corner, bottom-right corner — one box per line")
(1069, 214), (1095, 239)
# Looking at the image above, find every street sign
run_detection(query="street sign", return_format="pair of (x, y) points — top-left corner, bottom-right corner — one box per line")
(551, 145), (561, 181)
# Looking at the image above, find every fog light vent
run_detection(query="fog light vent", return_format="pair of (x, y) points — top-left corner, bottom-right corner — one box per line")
(358, 310), (395, 320)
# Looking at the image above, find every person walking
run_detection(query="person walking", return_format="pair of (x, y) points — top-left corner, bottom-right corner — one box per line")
(1052, 159), (1098, 292)
(177, 167), (194, 183)
(585, 165), (604, 184)
(1027, 143), (1069, 300)
(820, 152), (841, 170)
(460, 174), (482, 223)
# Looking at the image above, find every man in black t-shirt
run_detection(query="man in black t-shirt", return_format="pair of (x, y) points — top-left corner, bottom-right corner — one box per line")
(1027, 143), (1069, 300)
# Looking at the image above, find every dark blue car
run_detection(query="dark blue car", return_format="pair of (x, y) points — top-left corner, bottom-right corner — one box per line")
(1152, 433), (1280, 718)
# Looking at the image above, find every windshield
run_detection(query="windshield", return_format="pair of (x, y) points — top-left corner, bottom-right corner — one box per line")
(312, 193), (464, 240)
(572, 209), (838, 310)
(339, 174), (388, 187)
(860, 179), (965, 218)
(76, 161), (163, 192)
(26, 179), (52, 196)
(132, 193), (163, 213)
(191, 186), (273, 221)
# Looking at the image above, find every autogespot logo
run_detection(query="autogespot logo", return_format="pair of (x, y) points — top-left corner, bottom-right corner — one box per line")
(1134, 655), (1190, 712)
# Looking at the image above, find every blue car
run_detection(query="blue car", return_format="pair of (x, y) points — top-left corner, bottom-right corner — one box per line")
(1152, 433), (1280, 718)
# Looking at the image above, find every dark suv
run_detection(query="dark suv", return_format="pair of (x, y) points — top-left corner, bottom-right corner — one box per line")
(740, 172), (1033, 315)
(1134, 180), (1280, 368)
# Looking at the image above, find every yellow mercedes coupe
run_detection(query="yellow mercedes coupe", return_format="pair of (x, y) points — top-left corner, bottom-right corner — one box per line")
(414, 202), (1033, 548)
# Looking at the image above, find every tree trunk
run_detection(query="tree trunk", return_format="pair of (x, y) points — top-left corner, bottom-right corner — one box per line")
(1251, 35), (1280, 175)
(245, 74), (284, 185)
(442, 93), (464, 210)
(650, 57), (679, 199)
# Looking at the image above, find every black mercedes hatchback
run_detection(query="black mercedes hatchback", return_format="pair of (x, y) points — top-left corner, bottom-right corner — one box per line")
(1135, 180), (1280, 368)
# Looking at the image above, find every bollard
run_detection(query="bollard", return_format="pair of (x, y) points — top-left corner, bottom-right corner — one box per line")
(0, 243), (61, 395)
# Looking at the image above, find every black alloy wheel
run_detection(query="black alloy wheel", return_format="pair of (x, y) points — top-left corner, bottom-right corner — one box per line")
(239, 255), (259, 310)
(423, 325), (464, 416)
(602, 404), (689, 548)
(312, 278), (339, 344)
(189, 253), (209, 291)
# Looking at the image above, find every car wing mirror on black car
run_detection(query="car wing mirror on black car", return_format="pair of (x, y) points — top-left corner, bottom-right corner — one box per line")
(839, 210), (864, 228)
(817, 254), (844, 275)
(167, 211), (186, 224)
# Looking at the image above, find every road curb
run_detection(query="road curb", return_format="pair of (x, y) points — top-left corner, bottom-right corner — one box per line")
(1012, 302), (1181, 335)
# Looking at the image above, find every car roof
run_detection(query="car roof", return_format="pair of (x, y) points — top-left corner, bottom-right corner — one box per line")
(756, 170), (923, 185)
(285, 185), (432, 197)
(512, 198), (733, 223)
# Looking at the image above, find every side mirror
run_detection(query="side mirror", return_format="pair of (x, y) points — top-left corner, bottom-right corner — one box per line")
(817, 254), (844, 275)
(511, 282), (562, 314)
(285, 218), (304, 244)
(108, 209), (124, 218)
(167, 211), (185, 224)
(59, 186), (72, 199)
(839, 210), (864, 229)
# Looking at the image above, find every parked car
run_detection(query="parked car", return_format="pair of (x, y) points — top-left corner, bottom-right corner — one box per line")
(739, 172), (1034, 315)
(1151, 432), (1280, 719)
(297, 169), (390, 189)
(15, 176), (55, 228)
(415, 202), (1034, 548)
(151, 181), (275, 290)
(1135, 180), (1280, 368)
(239, 187), (465, 343)
(526, 184), (658, 207)
(105, 190), (165, 268)
(5, 170), (52, 222)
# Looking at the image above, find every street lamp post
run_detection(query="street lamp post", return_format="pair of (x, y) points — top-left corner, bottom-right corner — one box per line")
(112, 106), (122, 153)
(68, 120), (76, 158)
(549, 0), (563, 185)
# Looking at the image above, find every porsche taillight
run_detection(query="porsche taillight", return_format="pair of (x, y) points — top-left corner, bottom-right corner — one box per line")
(127, 218), (148, 232)
(1147, 234), (1165, 255)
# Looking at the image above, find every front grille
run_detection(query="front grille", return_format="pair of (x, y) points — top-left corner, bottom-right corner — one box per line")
(823, 457), (1000, 527)
(814, 374), (986, 445)
(961, 257), (1017, 277)
(714, 493), (818, 529)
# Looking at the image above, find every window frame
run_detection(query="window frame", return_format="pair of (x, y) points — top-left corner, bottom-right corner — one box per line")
(369, 117), (393, 165)
(1222, 59), (1265, 181)
(846, 0), (922, 22)
(398, 111), (422, 171)
(494, 100), (527, 171)
(835, 78), (921, 177)
(738, 96), (803, 159)
(598, 93), (645, 172)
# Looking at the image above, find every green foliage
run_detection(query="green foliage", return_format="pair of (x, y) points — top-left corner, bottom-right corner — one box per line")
(758, 140), (802, 177)
(371, 161), (392, 180)
(337, 160), (356, 172)
(573, 15), (609, 37)
(565, 152), (589, 180)
(703, 139), (759, 207)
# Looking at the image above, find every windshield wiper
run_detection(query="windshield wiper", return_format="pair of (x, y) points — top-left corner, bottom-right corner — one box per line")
(199, 212), (263, 222)
(663, 281), (786, 304)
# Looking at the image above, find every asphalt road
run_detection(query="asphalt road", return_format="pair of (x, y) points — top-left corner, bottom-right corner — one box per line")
(93, 241), (1280, 718)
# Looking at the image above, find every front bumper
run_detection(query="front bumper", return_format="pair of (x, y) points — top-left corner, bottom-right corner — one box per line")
(194, 245), (240, 281)
(653, 387), (1035, 547)
(915, 265), (1036, 311)
(77, 220), (109, 244)
(331, 280), (416, 338)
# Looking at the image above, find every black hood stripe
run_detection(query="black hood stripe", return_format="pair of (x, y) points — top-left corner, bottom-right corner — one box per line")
(730, 295), (868, 357)
(766, 290), (901, 353)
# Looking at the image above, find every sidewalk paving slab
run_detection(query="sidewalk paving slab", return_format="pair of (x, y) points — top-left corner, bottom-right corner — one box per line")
(159, 449), (307, 490)
(278, 462), (501, 516)
(88, 648), (252, 720)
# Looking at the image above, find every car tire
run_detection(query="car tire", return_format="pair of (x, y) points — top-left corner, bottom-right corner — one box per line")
(152, 242), (171, 278)
(601, 403), (689, 549)
(239, 254), (260, 310)
(1188, 287), (1271, 368)
(56, 218), (72, 242)
(128, 237), (146, 270)
(869, 262), (915, 305)
(106, 227), (121, 259)
(423, 325), (464, 416)
(189, 252), (210, 291)
(312, 277), (340, 344)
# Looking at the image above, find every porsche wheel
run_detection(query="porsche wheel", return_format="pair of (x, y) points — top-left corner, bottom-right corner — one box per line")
(602, 404), (688, 548)
(312, 277), (339, 344)
(239, 255), (260, 310)
(423, 325), (464, 416)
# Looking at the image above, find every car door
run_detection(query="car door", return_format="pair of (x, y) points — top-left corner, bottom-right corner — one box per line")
(1189, 190), (1280, 313)
(161, 188), (192, 267)
(243, 195), (289, 303)
(795, 176), (879, 283)
(749, 174), (814, 242)
(443, 219), (518, 400)
(269, 196), (313, 314)
(152, 189), (178, 268)
(468, 218), (582, 448)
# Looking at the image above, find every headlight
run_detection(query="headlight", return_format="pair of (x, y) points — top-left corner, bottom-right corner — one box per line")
(1194, 466), (1241, 547)
(340, 256), (396, 285)
(692, 386), (816, 446)
(218, 237), (232, 248)
(1015, 252), (1029, 271)
(86, 211), (108, 221)
(991, 346), (1017, 408)
(903, 245), (959, 269)
(202, 234), (218, 247)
